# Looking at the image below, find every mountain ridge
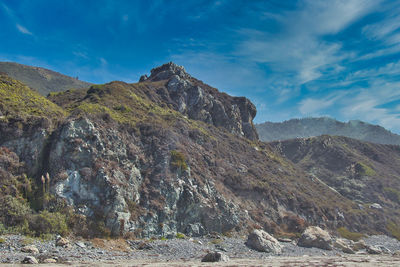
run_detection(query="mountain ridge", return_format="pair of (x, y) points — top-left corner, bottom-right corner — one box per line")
(256, 117), (400, 145)
(0, 61), (92, 96)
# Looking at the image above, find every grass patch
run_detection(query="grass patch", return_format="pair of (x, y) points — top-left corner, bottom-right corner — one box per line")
(175, 232), (186, 239)
(355, 162), (376, 177)
(337, 227), (365, 241)
(0, 74), (67, 120)
(387, 221), (400, 241)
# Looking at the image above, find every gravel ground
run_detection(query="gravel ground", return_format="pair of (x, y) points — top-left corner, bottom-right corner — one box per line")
(1, 234), (400, 265)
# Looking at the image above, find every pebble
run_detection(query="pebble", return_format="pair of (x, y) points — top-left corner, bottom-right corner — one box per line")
(0, 234), (399, 264)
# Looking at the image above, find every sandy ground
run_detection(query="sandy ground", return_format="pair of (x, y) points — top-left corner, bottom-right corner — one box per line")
(2, 255), (400, 267)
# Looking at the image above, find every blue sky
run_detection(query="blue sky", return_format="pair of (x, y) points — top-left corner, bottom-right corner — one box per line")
(1, 1), (400, 133)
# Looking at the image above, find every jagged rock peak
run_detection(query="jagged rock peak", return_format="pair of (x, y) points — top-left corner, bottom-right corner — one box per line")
(139, 62), (191, 82)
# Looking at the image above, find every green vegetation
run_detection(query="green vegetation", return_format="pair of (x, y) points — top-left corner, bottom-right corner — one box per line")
(29, 211), (69, 236)
(0, 75), (67, 120)
(170, 150), (188, 171)
(337, 227), (365, 241)
(175, 232), (186, 239)
(355, 162), (376, 177)
(387, 221), (400, 240)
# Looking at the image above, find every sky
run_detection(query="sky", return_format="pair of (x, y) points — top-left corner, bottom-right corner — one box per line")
(1, 0), (400, 133)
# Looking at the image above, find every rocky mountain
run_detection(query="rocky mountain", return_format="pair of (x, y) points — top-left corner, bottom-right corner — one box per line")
(0, 61), (91, 96)
(271, 135), (400, 235)
(256, 117), (400, 145)
(1, 63), (400, 240)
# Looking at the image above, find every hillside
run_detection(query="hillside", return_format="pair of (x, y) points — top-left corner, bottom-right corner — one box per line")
(0, 61), (91, 96)
(256, 117), (400, 145)
(271, 135), (400, 235)
(0, 63), (400, 240)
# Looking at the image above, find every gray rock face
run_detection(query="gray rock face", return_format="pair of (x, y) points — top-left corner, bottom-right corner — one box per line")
(298, 226), (333, 250)
(140, 62), (258, 141)
(148, 62), (191, 82)
(245, 229), (283, 253)
(41, 117), (245, 237)
(201, 251), (229, 262)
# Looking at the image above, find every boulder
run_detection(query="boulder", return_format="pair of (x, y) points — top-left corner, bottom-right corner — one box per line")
(298, 226), (332, 250)
(43, 258), (57, 263)
(333, 238), (355, 254)
(245, 229), (283, 253)
(351, 239), (367, 251)
(201, 252), (229, 262)
(366, 245), (382, 254)
(369, 203), (383, 210)
(21, 256), (38, 264)
(55, 236), (69, 247)
(21, 245), (39, 254)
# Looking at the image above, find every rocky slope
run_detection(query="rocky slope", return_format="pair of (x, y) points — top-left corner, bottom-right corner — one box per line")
(256, 117), (400, 145)
(0, 61), (91, 96)
(271, 135), (400, 235)
(0, 63), (400, 240)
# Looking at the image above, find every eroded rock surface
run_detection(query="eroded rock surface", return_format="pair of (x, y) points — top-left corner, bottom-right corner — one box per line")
(140, 62), (258, 140)
(245, 229), (283, 253)
(298, 226), (333, 250)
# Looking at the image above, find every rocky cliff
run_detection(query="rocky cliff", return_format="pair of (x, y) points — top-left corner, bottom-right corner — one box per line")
(1, 65), (400, 240)
(256, 117), (400, 145)
(140, 62), (258, 141)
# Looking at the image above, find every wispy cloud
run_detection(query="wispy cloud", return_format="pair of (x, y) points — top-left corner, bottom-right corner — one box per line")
(16, 24), (33, 35)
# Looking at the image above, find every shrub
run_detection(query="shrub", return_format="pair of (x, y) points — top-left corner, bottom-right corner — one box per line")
(28, 211), (69, 236)
(337, 227), (365, 241)
(0, 195), (30, 226)
(170, 150), (188, 172)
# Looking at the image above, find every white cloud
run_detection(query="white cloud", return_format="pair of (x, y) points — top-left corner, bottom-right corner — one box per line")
(298, 91), (347, 115)
(234, 0), (378, 86)
(339, 81), (400, 132)
(16, 24), (32, 35)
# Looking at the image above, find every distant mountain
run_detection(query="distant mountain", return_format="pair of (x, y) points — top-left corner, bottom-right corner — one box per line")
(0, 61), (91, 95)
(256, 117), (400, 145)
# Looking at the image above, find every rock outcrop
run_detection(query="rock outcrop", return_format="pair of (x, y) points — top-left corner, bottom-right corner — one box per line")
(298, 226), (333, 250)
(140, 62), (258, 140)
(245, 229), (283, 253)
